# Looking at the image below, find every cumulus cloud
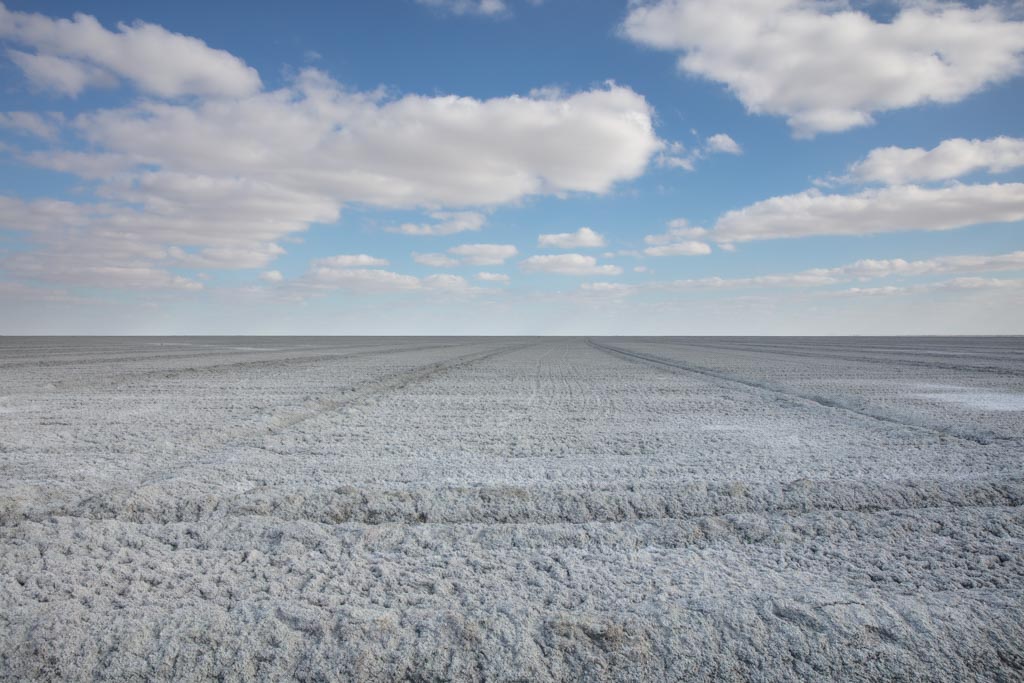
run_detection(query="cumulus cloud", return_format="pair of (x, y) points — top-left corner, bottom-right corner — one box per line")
(307, 267), (422, 292)
(0, 3), (261, 97)
(67, 73), (658, 208)
(623, 0), (1024, 136)
(413, 252), (461, 268)
(299, 263), (474, 294)
(0, 7), (661, 292)
(314, 254), (389, 267)
(387, 211), (486, 236)
(645, 219), (707, 244)
(846, 136), (1024, 185)
(537, 227), (606, 248)
(705, 133), (741, 155)
(412, 244), (517, 267)
(658, 133), (742, 170)
(520, 253), (623, 275)
(11, 73), (655, 289)
(643, 218), (711, 256)
(476, 271), (510, 282)
(448, 244), (518, 265)
(260, 270), (284, 283)
(712, 182), (1024, 243)
(644, 241), (712, 257)
(423, 273), (473, 290)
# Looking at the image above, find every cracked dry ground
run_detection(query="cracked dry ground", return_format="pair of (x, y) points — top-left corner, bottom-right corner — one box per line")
(1, 336), (1023, 680)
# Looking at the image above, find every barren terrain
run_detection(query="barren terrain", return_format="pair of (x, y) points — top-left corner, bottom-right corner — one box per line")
(1, 336), (1022, 680)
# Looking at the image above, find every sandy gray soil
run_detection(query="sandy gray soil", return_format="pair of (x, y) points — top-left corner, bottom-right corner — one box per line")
(1, 336), (1022, 681)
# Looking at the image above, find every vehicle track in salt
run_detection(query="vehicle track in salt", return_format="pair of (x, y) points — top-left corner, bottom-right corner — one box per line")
(2, 341), (536, 526)
(260, 341), (533, 433)
(638, 337), (1024, 377)
(35, 342), (471, 392)
(586, 338), (1004, 446)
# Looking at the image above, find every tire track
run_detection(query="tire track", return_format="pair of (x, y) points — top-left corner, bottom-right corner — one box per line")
(586, 338), (1001, 446)
(23, 341), (536, 517)
(39, 341), (472, 392)
(638, 338), (1024, 377)
(264, 341), (533, 433)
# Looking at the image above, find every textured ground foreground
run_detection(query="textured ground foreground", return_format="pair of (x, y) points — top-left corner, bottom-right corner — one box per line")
(1, 336), (1023, 680)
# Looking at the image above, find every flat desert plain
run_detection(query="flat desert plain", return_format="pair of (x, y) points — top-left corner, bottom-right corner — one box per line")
(1, 336), (1023, 680)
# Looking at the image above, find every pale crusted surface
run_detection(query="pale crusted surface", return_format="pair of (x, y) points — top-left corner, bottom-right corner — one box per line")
(1, 336), (1022, 681)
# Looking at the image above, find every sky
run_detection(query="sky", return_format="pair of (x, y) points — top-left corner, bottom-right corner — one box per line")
(0, 0), (1022, 335)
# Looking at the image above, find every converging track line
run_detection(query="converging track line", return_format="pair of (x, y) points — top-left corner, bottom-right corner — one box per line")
(586, 338), (1000, 446)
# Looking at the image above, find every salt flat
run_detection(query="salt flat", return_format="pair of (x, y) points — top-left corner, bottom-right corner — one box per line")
(1, 336), (1022, 680)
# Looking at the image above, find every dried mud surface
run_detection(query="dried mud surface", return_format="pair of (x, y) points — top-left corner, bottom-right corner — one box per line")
(1, 336), (1022, 680)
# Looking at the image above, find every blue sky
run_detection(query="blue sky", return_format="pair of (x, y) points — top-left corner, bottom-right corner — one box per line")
(0, 0), (1022, 334)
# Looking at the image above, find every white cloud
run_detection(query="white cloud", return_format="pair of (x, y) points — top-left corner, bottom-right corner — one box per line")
(314, 254), (389, 267)
(658, 133), (741, 170)
(579, 282), (636, 293)
(476, 271), (510, 282)
(0, 111), (62, 140)
(644, 241), (711, 257)
(6, 50), (118, 96)
(644, 218), (708, 244)
(0, 3), (262, 97)
(838, 277), (1024, 297)
(413, 252), (460, 268)
(424, 273), (472, 290)
(623, 0), (1024, 136)
(0, 280), (89, 303)
(260, 270), (283, 283)
(643, 218), (711, 256)
(3, 248), (204, 291)
(712, 182), (1024, 243)
(658, 155), (695, 171)
(308, 267), (422, 291)
(0, 192), (305, 289)
(846, 136), (1024, 185)
(520, 253), (623, 275)
(68, 73), (658, 208)
(705, 133), (741, 155)
(0, 6), (660, 293)
(448, 243), (518, 265)
(387, 211), (486, 236)
(169, 243), (287, 270)
(587, 250), (1024, 295)
(415, 0), (508, 15)
(827, 252), (1024, 281)
(537, 226), (606, 248)
(664, 250), (1024, 290)
(299, 263), (474, 294)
